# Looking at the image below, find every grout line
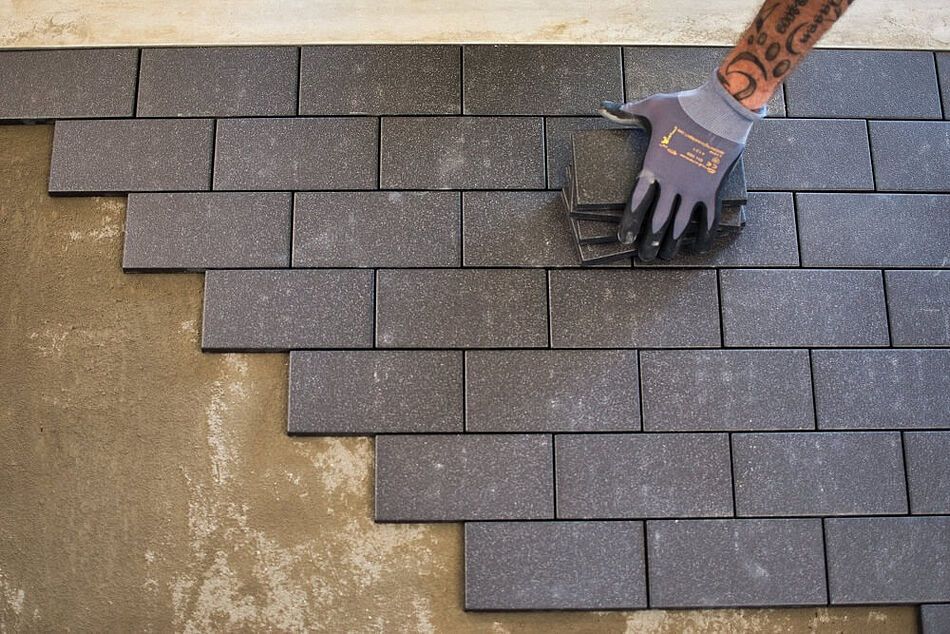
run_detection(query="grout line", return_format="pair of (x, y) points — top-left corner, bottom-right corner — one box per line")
(551, 434), (558, 518)
(372, 269), (378, 348)
(820, 518), (832, 605)
(209, 118), (218, 190)
(376, 117), (382, 189)
(306, 428), (948, 437)
(619, 46), (627, 103)
(288, 191), (296, 266)
(295, 46), (302, 116)
(545, 270), (553, 348)
(131, 48), (143, 117)
(899, 430), (912, 514)
(727, 433), (738, 517)
(715, 269), (726, 347)
(864, 118), (878, 192)
(641, 521), (651, 608)
(541, 116), (549, 190)
(636, 351), (645, 432)
(372, 512), (950, 523)
(458, 192), (465, 267)
(881, 269), (895, 348)
(807, 349), (819, 430)
(935, 52), (947, 120)
(791, 192), (804, 267)
(459, 45), (465, 115)
(462, 350), (467, 432)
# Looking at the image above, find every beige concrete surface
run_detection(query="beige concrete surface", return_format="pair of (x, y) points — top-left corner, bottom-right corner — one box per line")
(0, 124), (921, 632)
(0, 0), (948, 49)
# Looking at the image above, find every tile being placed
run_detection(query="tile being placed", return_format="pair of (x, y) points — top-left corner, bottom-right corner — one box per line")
(375, 269), (547, 348)
(797, 193), (950, 268)
(293, 191), (460, 267)
(214, 117), (378, 190)
(374, 434), (553, 521)
(201, 269), (374, 351)
(463, 45), (622, 115)
(885, 271), (950, 346)
(784, 50), (941, 119)
(464, 521), (646, 610)
(300, 45), (460, 114)
(0, 49), (137, 119)
(465, 350), (639, 432)
(921, 604), (950, 634)
(555, 433), (733, 519)
(870, 121), (950, 192)
(49, 119), (213, 193)
(812, 349), (950, 429)
(640, 349), (814, 432)
(287, 351), (463, 434)
(647, 519), (826, 608)
(904, 432), (950, 514)
(719, 269), (888, 347)
(623, 46), (786, 116)
(544, 117), (621, 188)
(123, 192), (291, 270)
(137, 47), (298, 116)
(549, 269), (720, 348)
(744, 119), (873, 190)
(732, 432), (907, 516)
(825, 517), (950, 604)
(380, 117), (544, 189)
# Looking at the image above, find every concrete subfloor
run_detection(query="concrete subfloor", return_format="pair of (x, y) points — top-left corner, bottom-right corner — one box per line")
(0, 125), (922, 631)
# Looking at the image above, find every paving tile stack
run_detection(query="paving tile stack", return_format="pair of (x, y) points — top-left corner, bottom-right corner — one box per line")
(2, 44), (950, 626)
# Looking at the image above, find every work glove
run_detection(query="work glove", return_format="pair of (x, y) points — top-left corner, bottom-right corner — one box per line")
(599, 74), (765, 261)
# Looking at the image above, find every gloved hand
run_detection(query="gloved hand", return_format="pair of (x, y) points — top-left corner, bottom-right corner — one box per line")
(599, 74), (765, 261)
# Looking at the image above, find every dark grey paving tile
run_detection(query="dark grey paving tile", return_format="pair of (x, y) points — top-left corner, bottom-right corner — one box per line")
(622, 46), (786, 116)
(870, 121), (950, 192)
(905, 432), (950, 514)
(825, 517), (950, 604)
(636, 192), (799, 267)
(466, 350), (639, 432)
(939, 53), (950, 120)
(201, 269), (373, 351)
(744, 119), (873, 190)
(374, 434), (553, 521)
(733, 432), (907, 516)
(556, 433), (733, 518)
(813, 349), (950, 430)
(463, 45), (622, 115)
(287, 351), (462, 434)
(785, 50), (941, 119)
(573, 217), (618, 244)
(464, 521), (646, 610)
(886, 271), (950, 346)
(797, 193), (950, 268)
(293, 192), (460, 267)
(137, 47), (298, 117)
(49, 119), (213, 193)
(214, 117), (378, 190)
(641, 350), (813, 432)
(544, 117), (621, 188)
(549, 269), (720, 348)
(300, 45), (460, 115)
(720, 269), (888, 347)
(375, 269), (547, 348)
(122, 192), (291, 270)
(647, 519), (826, 608)
(921, 604), (950, 634)
(0, 49), (137, 120)
(379, 117), (544, 189)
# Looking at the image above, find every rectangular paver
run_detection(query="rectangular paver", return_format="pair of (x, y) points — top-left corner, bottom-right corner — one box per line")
(720, 269), (889, 347)
(0, 48), (137, 120)
(904, 432), (950, 514)
(214, 118), (378, 190)
(137, 47), (298, 117)
(784, 50), (941, 119)
(201, 269), (374, 351)
(885, 271), (950, 346)
(300, 45), (460, 115)
(463, 45), (622, 115)
(555, 433), (733, 519)
(640, 350), (814, 432)
(123, 192), (291, 270)
(375, 269), (547, 348)
(287, 351), (463, 434)
(293, 192), (460, 267)
(464, 521), (646, 610)
(732, 432), (907, 516)
(744, 119), (873, 190)
(374, 434), (553, 521)
(49, 119), (213, 193)
(813, 349), (950, 429)
(870, 121), (950, 191)
(549, 270), (720, 348)
(797, 193), (950, 268)
(380, 117), (544, 189)
(465, 350), (639, 432)
(647, 519), (826, 608)
(825, 517), (950, 604)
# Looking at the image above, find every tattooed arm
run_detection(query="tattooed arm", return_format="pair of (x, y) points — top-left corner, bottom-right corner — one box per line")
(719, 0), (856, 110)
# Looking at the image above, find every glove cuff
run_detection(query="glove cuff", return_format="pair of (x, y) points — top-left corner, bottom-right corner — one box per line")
(677, 72), (766, 144)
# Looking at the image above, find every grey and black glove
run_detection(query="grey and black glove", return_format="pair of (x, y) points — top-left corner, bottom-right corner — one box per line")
(600, 74), (765, 261)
